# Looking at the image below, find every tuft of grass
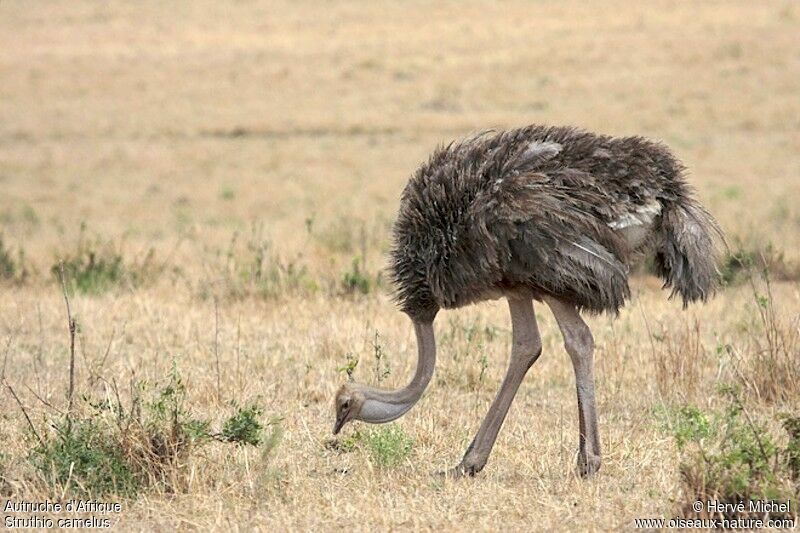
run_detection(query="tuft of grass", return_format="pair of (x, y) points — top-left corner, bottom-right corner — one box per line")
(0, 235), (28, 283)
(649, 320), (708, 403)
(0, 452), (10, 497)
(52, 227), (162, 295)
(341, 256), (371, 295)
(55, 250), (125, 295)
(0, 236), (18, 280)
(438, 316), (499, 391)
(211, 225), (317, 300)
(733, 267), (800, 402)
(315, 217), (369, 255)
(363, 425), (413, 468)
(324, 426), (413, 468)
(783, 416), (800, 481)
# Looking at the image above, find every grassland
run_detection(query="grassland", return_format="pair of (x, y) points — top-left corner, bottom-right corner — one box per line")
(1, 1), (799, 530)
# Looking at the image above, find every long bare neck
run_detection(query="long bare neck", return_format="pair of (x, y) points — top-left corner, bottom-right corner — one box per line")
(357, 320), (436, 424)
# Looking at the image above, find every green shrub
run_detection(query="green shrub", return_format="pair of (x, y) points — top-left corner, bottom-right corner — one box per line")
(27, 365), (271, 497)
(719, 241), (800, 285)
(220, 402), (264, 446)
(30, 418), (139, 497)
(657, 394), (798, 520)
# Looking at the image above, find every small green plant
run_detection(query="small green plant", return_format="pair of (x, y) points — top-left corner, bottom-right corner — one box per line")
(341, 256), (371, 295)
(337, 353), (359, 378)
(363, 425), (413, 468)
(220, 402), (264, 446)
(656, 404), (715, 450)
(720, 247), (756, 286)
(657, 392), (798, 520)
(372, 331), (390, 383)
(325, 429), (364, 454)
(326, 426), (412, 467)
(719, 240), (800, 286)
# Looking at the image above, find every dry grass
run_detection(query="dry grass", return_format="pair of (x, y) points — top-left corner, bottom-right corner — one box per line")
(1, 0), (799, 530)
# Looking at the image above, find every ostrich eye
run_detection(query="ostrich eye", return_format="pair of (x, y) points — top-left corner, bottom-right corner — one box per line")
(342, 400), (350, 410)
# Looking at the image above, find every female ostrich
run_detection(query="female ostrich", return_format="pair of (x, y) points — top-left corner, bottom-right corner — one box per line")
(333, 125), (722, 478)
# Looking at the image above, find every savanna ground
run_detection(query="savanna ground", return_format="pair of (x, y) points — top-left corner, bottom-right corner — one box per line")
(1, 1), (799, 530)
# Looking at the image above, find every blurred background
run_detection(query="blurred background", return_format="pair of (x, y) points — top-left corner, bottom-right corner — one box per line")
(2, 0), (799, 284)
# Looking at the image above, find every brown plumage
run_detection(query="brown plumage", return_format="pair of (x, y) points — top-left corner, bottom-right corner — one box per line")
(389, 124), (723, 321)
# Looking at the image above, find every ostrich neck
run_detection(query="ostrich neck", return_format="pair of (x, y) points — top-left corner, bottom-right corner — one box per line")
(358, 320), (436, 424)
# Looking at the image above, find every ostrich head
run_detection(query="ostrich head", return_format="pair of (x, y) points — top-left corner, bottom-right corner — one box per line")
(332, 382), (365, 434)
(332, 320), (437, 435)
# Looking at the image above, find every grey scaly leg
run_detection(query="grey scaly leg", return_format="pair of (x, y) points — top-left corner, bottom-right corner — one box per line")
(448, 297), (542, 477)
(545, 297), (601, 477)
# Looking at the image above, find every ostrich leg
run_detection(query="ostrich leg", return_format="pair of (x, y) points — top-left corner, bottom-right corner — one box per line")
(544, 297), (601, 477)
(448, 297), (542, 477)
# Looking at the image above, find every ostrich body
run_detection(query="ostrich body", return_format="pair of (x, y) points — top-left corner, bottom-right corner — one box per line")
(333, 125), (722, 477)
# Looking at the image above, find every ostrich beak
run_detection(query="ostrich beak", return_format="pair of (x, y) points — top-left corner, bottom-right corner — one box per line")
(333, 414), (346, 435)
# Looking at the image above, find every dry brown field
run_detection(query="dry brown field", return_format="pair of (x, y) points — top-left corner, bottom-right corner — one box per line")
(1, 1), (799, 531)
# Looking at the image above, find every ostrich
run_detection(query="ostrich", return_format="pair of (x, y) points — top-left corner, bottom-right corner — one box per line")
(333, 125), (723, 478)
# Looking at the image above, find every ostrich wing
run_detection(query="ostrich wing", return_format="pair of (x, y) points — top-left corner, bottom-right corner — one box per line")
(497, 167), (632, 316)
(507, 219), (630, 314)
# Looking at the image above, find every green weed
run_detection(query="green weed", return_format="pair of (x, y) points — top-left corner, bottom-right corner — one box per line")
(220, 402), (264, 446)
(363, 425), (413, 468)
(325, 425), (413, 468)
(657, 392), (798, 520)
(337, 352), (359, 379)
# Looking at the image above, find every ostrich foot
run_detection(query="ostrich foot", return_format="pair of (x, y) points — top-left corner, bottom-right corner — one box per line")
(435, 461), (482, 479)
(577, 452), (601, 478)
